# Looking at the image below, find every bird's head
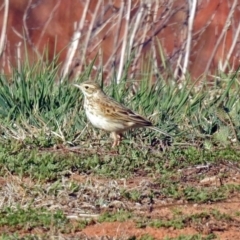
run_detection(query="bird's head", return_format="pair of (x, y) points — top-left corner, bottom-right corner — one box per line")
(74, 81), (102, 98)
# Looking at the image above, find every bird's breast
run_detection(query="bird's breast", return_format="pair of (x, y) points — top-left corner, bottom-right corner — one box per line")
(86, 109), (128, 132)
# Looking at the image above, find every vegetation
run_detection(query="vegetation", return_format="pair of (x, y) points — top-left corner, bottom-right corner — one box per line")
(0, 58), (239, 239)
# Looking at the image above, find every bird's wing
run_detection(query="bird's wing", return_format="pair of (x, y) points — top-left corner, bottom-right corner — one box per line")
(97, 95), (152, 127)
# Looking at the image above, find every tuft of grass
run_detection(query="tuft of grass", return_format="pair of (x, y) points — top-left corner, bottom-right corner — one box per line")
(120, 189), (142, 202)
(98, 210), (132, 222)
(139, 234), (155, 240)
(164, 234), (217, 240)
(149, 218), (185, 229)
(0, 207), (68, 230)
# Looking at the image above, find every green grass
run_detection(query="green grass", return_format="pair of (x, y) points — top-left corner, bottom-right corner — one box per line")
(139, 234), (155, 240)
(0, 59), (239, 239)
(0, 207), (67, 230)
(0, 141), (240, 188)
(137, 209), (237, 234)
(164, 234), (217, 240)
(0, 60), (239, 150)
(98, 210), (132, 222)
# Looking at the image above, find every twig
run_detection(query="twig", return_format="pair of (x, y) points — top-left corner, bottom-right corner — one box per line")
(23, 0), (42, 59)
(117, 0), (131, 84)
(67, 214), (99, 220)
(60, 0), (91, 81)
(36, 0), (61, 49)
(106, 2), (124, 79)
(150, 1), (159, 77)
(16, 42), (22, 80)
(72, 124), (89, 143)
(222, 21), (240, 72)
(88, 14), (117, 55)
(173, 51), (183, 79)
(131, 9), (148, 79)
(128, 3), (144, 55)
(79, 0), (102, 75)
(181, 0), (197, 80)
(0, 0), (9, 57)
(204, 0), (238, 75)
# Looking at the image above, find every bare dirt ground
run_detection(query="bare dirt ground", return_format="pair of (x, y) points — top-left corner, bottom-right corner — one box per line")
(71, 169), (240, 240)
(1, 160), (240, 239)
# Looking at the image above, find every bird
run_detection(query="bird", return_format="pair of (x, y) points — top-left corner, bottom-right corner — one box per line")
(74, 81), (170, 147)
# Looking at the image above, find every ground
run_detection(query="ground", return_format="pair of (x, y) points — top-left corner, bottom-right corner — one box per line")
(1, 145), (240, 239)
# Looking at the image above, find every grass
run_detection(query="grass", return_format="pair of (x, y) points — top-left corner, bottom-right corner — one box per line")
(98, 210), (132, 222)
(164, 234), (217, 240)
(0, 59), (240, 239)
(136, 208), (238, 236)
(0, 207), (67, 230)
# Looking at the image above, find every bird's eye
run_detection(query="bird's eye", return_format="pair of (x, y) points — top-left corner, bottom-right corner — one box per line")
(85, 86), (89, 89)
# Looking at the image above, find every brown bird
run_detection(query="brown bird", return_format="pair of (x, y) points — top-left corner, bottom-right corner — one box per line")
(74, 81), (169, 147)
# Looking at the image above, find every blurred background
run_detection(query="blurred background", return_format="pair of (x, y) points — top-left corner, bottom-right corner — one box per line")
(0, 0), (239, 81)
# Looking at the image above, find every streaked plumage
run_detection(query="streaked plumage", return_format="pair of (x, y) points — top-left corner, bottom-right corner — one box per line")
(74, 81), (167, 147)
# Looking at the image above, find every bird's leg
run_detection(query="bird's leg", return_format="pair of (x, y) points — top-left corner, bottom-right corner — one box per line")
(111, 132), (123, 147)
